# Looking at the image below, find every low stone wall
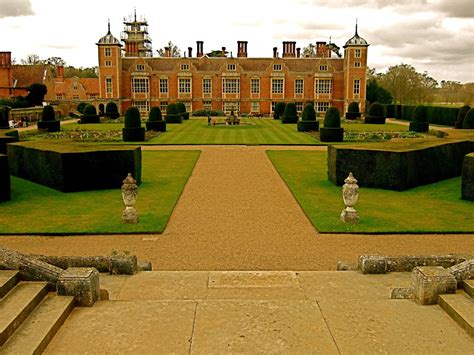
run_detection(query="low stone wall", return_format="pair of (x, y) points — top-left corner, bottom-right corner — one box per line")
(328, 140), (472, 190)
(8, 141), (142, 192)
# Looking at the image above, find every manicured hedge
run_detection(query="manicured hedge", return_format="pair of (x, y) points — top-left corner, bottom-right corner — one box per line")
(8, 141), (142, 192)
(392, 104), (460, 127)
(462, 153), (474, 201)
(0, 129), (19, 154)
(401, 105), (416, 121)
(281, 103), (298, 124)
(0, 154), (10, 202)
(385, 104), (396, 119)
(297, 120), (319, 132)
(327, 140), (472, 191)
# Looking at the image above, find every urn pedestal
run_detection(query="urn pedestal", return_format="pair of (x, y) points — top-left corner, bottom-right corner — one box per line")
(121, 173), (139, 224)
(341, 172), (359, 224)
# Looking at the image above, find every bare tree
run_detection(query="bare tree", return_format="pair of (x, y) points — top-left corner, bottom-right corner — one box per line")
(20, 53), (44, 65)
(157, 41), (181, 57)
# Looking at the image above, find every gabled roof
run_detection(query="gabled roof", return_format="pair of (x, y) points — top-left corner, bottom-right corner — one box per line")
(12, 65), (47, 88)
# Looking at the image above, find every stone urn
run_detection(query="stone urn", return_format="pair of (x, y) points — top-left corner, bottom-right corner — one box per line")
(341, 172), (359, 224)
(121, 173), (139, 224)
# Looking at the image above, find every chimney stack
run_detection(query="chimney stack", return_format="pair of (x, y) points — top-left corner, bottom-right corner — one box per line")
(316, 42), (330, 58)
(196, 41), (204, 57)
(57, 65), (64, 80)
(164, 46), (171, 58)
(237, 41), (248, 58)
(296, 48), (301, 58)
(282, 41), (296, 58)
(221, 47), (226, 57)
(273, 47), (278, 58)
(0, 52), (12, 68)
(188, 47), (193, 58)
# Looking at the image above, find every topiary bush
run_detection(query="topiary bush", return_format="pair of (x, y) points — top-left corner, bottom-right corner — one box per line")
(122, 106), (145, 142)
(281, 102), (298, 124)
(409, 105), (429, 133)
(462, 153), (474, 201)
(38, 105), (60, 132)
(320, 106), (343, 142)
(146, 106), (166, 132)
(385, 104), (396, 119)
(105, 102), (120, 119)
(77, 102), (87, 114)
(274, 102), (286, 120)
(463, 108), (474, 129)
(297, 103), (319, 132)
(365, 102), (386, 124)
(80, 104), (100, 124)
(455, 105), (471, 129)
(176, 102), (189, 120)
(346, 102), (360, 120)
(165, 103), (182, 124)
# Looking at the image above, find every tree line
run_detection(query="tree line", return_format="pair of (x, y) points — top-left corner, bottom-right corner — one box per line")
(17, 54), (97, 78)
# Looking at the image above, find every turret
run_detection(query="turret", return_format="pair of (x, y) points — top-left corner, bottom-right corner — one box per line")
(96, 20), (122, 99)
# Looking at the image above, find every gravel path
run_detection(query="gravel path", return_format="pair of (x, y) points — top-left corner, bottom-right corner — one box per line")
(1, 145), (473, 270)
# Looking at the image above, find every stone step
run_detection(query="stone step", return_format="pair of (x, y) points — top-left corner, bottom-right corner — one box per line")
(0, 281), (48, 346)
(462, 280), (474, 298)
(0, 270), (19, 299)
(1, 293), (75, 354)
(438, 291), (473, 337)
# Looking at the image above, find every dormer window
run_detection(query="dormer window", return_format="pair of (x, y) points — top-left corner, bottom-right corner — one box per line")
(73, 82), (78, 90)
(319, 65), (328, 71)
(136, 64), (145, 71)
(181, 64), (190, 71)
(227, 64), (236, 71)
(273, 64), (282, 71)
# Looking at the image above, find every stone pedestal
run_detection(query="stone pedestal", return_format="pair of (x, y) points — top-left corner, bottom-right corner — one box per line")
(122, 206), (139, 224)
(57, 267), (100, 307)
(412, 266), (456, 305)
(358, 255), (387, 274)
(340, 207), (359, 224)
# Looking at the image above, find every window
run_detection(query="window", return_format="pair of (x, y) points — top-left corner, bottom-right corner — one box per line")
(315, 79), (332, 94)
(134, 100), (150, 113)
(185, 102), (192, 112)
(355, 49), (361, 58)
(223, 101), (239, 113)
(222, 78), (240, 93)
(251, 101), (260, 113)
(73, 82), (78, 90)
(295, 79), (304, 94)
(271, 102), (277, 112)
(316, 102), (329, 113)
(160, 101), (168, 112)
(202, 78), (212, 94)
(179, 78), (191, 93)
(296, 102), (303, 112)
(89, 94), (97, 99)
(271, 78), (284, 94)
(105, 78), (113, 94)
(353, 79), (360, 94)
(56, 94), (63, 100)
(273, 64), (282, 71)
(319, 65), (328, 71)
(105, 60), (112, 67)
(159, 78), (168, 93)
(354, 62), (361, 68)
(105, 48), (111, 57)
(203, 101), (212, 110)
(72, 95), (79, 100)
(136, 64), (145, 71)
(180, 64), (189, 71)
(251, 78), (260, 94)
(132, 77), (149, 93)
(227, 64), (236, 71)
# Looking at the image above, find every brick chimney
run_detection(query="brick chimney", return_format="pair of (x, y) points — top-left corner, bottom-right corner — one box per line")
(57, 65), (64, 80)
(164, 46), (171, 57)
(0, 52), (12, 68)
(273, 47), (278, 58)
(188, 47), (193, 58)
(282, 41), (296, 58)
(221, 47), (226, 57)
(316, 42), (330, 58)
(237, 41), (248, 58)
(296, 48), (301, 58)
(197, 41), (204, 57)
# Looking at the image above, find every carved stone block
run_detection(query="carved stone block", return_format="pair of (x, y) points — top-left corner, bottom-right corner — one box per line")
(57, 267), (100, 307)
(412, 266), (456, 305)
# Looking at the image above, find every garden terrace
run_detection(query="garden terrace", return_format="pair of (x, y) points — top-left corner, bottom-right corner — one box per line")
(8, 141), (141, 192)
(327, 139), (473, 190)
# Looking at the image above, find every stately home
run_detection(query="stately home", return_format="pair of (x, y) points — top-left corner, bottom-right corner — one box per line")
(97, 13), (368, 116)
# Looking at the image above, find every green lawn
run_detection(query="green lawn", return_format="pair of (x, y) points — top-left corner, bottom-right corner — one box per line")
(0, 150), (200, 234)
(267, 150), (474, 233)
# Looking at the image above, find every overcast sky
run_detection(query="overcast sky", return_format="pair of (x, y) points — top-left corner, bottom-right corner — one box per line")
(1, 0), (472, 83)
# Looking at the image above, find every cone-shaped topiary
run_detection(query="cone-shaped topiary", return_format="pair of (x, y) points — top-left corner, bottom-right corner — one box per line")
(165, 103), (182, 124)
(281, 102), (298, 124)
(146, 106), (166, 132)
(346, 101), (360, 120)
(455, 105), (470, 129)
(365, 102), (385, 124)
(105, 102), (120, 119)
(274, 102), (286, 119)
(297, 103), (319, 132)
(463, 108), (474, 129)
(176, 102), (189, 120)
(80, 104), (100, 124)
(123, 106), (145, 141)
(38, 105), (60, 132)
(320, 106), (343, 142)
(409, 105), (429, 133)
